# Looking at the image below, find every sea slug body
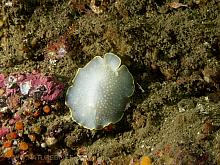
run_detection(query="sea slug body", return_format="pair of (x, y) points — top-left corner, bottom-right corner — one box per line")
(66, 53), (135, 130)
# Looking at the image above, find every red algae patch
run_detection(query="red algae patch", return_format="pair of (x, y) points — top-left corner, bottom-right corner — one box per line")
(0, 72), (64, 102)
(0, 127), (10, 138)
(0, 72), (65, 164)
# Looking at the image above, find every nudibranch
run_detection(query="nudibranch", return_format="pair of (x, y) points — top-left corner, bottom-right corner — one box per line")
(65, 53), (135, 130)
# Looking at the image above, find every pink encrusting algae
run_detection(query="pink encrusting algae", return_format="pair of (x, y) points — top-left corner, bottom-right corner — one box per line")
(0, 72), (64, 101)
(17, 72), (64, 101)
(0, 127), (10, 138)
